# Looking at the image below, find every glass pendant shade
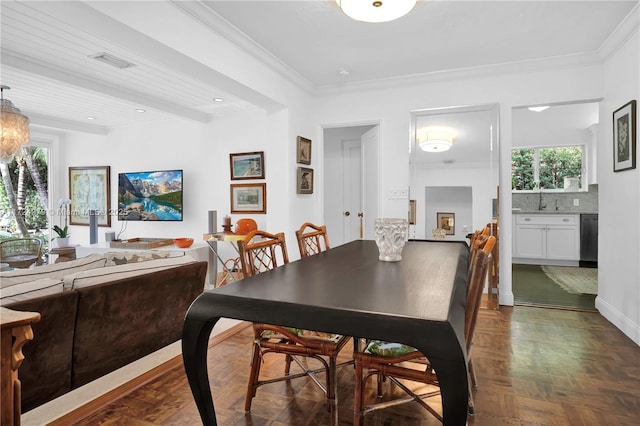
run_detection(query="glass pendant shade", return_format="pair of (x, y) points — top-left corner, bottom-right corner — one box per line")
(0, 89), (30, 163)
(336, 0), (416, 23)
(417, 127), (455, 153)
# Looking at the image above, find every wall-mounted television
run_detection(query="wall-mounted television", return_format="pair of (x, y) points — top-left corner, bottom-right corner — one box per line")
(118, 169), (183, 221)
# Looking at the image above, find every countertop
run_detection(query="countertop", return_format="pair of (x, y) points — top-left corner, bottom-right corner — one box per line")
(512, 210), (598, 215)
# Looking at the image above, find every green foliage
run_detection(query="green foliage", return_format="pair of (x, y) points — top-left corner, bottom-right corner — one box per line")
(511, 148), (535, 190)
(512, 146), (582, 191)
(152, 191), (182, 208)
(52, 225), (70, 239)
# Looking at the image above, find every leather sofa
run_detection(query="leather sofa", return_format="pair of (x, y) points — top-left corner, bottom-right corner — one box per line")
(0, 253), (207, 412)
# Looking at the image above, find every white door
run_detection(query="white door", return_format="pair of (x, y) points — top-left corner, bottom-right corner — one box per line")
(342, 140), (361, 243)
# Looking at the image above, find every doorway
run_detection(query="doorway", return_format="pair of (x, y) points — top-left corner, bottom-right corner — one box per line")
(322, 124), (379, 247)
(511, 100), (600, 311)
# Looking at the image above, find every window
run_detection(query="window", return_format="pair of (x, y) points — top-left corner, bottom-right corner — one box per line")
(511, 146), (584, 191)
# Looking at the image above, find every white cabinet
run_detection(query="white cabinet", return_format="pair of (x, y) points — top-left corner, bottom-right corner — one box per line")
(513, 214), (580, 265)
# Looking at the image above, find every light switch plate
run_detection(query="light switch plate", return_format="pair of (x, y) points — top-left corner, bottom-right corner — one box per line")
(573, 199), (579, 206)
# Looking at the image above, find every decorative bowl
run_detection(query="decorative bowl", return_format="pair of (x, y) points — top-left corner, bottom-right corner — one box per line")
(234, 218), (258, 235)
(174, 238), (194, 248)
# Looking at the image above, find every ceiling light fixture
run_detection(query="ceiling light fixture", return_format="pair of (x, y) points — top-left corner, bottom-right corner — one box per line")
(213, 98), (224, 102)
(0, 85), (30, 163)
(135, 109), (146, 113)
(336, 0), (416, 23)
(528, 105), (549, 112)
(417, 127), (456, 153)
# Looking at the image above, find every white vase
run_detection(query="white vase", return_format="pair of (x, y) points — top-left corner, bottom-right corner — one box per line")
(56, 237), (70, 248)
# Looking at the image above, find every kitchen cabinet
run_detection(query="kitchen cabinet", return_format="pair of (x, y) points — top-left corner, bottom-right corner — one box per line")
(513, 214), (580, 265)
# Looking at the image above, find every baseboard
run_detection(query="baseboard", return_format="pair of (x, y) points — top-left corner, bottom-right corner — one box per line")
(31, 321), (251, 426)
(595, 296), (640, 345)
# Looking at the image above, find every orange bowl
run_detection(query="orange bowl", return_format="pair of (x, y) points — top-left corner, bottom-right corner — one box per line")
(234, 218), (258, 235)
(174, 238), (194, 248)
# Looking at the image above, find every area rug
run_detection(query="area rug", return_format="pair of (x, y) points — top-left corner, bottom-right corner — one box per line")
(540, 266), (598, 295)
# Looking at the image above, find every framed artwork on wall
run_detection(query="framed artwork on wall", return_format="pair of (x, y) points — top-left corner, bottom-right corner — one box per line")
(229, 151), (265, 180)
(69, 166), (111, 226)
(436, 212), (455, 235)
(296, 136), (312, 165)
(230, 183), (266, 213)
(296, 167), (313, 194)
(613, 100), (637, 172)
(409, 199), (416, 225)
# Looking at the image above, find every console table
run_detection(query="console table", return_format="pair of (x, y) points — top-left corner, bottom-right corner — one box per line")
(1, 307), (41, 426)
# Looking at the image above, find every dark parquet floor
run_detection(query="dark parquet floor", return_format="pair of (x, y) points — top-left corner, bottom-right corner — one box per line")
(72, 305), (639, 425)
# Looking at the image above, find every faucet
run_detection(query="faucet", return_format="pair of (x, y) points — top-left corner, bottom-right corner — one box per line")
(538, 192), (546, 211)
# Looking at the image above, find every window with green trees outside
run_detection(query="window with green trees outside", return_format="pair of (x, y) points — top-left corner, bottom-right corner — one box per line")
(511, 145), (584, 191)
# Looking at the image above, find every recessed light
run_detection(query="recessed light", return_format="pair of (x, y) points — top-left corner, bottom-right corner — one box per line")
(87, 116), (96, 120)
(213, 98), (224, 102)
(135, 109), (146, 113)
(338, 67), (351, 76)
(528, 106), (549, 112)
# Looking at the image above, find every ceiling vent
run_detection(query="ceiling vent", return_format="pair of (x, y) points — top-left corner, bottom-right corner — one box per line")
(89, 52), (136, 69)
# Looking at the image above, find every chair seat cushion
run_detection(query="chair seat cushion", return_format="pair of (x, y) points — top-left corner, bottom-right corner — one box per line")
(365, 340), (417, 357)
(259, 328), (343, 343)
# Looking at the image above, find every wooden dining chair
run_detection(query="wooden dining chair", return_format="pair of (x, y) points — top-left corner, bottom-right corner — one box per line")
(352, 236), (495, 424)
(238, 230), (350, 416)
(295, 222), (330, 257)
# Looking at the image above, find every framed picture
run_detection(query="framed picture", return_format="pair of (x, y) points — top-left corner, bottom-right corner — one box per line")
(296, 136), (312, 165)
(69, 166), (111, 227)
(436, 212), (455, 235)
(297, 167), (313, 194)
(409, 199), (416, 225)
(613, 100), (637, 172)
(229, 151), (265, 180)
(230, 183), (266, 213)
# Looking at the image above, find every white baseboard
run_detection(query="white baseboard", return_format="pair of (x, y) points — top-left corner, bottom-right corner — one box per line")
(595, 296), (640, 346)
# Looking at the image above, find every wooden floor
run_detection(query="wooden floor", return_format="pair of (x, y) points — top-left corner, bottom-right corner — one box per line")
(64, 305), (639, 425)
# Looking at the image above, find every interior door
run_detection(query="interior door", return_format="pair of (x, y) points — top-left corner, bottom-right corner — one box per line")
(361, 126), (379, 240)
(342, 140), (361, 243)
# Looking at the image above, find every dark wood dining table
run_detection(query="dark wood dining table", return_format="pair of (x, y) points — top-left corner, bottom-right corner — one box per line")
(182, 239), (471, 425)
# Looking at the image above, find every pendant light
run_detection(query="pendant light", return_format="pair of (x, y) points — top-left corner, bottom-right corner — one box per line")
(0, 85), (30, 163)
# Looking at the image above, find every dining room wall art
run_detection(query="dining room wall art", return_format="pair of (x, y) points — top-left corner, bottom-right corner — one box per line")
(436, 212), (455, 235)
(296, 167), (313, 194)
(229, 151), (265, 180)
(230, 183), (267, 214)
(296, 136), (312, 165)
(613, 100), (636, 172)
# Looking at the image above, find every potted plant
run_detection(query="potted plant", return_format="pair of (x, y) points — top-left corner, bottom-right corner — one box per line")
(52, 198), (71, 248)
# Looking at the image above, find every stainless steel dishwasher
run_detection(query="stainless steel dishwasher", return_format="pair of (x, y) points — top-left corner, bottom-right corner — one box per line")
(580, 214), (598, 267)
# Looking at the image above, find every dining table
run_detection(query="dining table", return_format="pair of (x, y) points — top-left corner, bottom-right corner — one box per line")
(182, 239), (471, 425)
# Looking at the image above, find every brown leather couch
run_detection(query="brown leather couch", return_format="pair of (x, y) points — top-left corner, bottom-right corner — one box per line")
(3, 259), (207, 412)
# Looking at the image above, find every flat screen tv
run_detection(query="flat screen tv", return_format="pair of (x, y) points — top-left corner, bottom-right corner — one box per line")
(118, 169), (183, 221)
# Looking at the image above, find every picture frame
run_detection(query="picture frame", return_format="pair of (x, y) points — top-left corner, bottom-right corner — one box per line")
(69, 166), (111, 227)
(436, 212), (455, 235)
(230, 183), (266, 214)
(296, 136), (312, 165)
(229, 151), (265, 180)
(409, 199), (416, 225)
(296, 167), (313, 194)
(613, 100), (637, 172)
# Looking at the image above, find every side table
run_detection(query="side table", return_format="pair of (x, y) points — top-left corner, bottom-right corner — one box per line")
(1, 307), (41, 426)
(50, 246), (77, 263)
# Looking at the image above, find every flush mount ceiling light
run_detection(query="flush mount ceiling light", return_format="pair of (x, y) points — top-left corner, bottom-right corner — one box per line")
(336, 0), (416, 23)
(0, 85), (30, 163)
(417, 127), (456, 153)
(89, 52), (136, 69)
(528, 105), (550, 112)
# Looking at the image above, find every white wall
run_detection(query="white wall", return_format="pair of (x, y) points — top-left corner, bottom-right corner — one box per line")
(597, 24), (640, 345)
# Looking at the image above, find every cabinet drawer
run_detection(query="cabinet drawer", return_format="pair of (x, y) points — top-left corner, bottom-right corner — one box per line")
(515, 214), (578, 225)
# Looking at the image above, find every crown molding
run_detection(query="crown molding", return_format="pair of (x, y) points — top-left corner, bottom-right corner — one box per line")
(598, 2), (640, 61)
(172, 1), (315, 95)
